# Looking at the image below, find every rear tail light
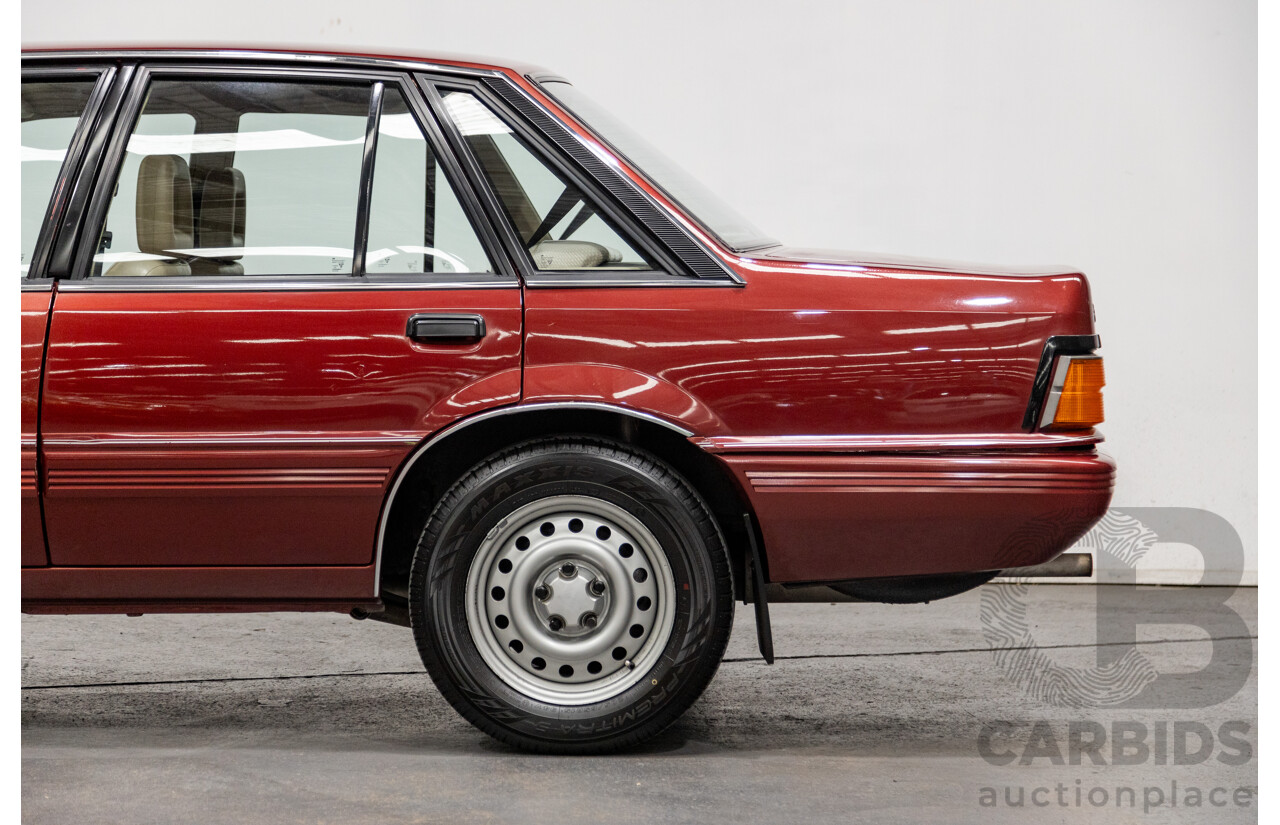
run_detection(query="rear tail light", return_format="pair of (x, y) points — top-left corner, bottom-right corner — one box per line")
(1043, 356), (1105, 430)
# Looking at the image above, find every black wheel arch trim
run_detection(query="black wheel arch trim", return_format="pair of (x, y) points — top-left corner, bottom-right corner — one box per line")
(372, 402), (698, 596)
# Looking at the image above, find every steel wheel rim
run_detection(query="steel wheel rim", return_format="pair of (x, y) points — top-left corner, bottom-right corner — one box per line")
(465, 495), (676, 706)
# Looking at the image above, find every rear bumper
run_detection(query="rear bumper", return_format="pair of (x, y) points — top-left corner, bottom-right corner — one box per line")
(719, 450), (1115, 583)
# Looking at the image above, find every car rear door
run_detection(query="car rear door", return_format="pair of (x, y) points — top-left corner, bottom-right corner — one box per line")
(38, 62), (522, 575)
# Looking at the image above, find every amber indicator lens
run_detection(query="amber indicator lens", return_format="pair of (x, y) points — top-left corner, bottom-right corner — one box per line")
(1049, 357), (1105, 429)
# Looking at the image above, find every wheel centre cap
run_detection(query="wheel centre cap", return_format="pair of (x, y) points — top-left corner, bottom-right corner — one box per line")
(531, 558), (609, 637)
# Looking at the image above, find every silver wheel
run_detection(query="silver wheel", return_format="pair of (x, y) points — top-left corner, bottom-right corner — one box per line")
(465, 495), (676, 705)
(412, 439), (735, 751)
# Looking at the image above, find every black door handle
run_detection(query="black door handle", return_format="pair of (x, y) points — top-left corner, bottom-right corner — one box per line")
(406, 313), (487, 343)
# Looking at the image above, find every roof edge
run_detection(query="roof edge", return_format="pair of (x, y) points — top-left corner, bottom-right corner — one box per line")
(20, 44), (560, 80)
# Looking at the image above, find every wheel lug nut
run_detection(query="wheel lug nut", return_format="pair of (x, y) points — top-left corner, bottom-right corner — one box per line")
(559, 562), (577, 578)
(589, 579), (606, 596)
(582, 612), (598, 629)
(548, 615), (565, 632)
(534, 584), (550, 601)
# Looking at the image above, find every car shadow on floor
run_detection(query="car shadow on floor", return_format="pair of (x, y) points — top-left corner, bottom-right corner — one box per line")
(17, 656), (1092, 759)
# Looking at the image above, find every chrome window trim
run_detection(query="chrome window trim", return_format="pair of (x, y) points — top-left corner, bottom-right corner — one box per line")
(523, 274), (743, 289)
(23, 49), (506, 79)
(54, 275), (517, 293)
(1038, 354), (1102, 429)
(371, 402), (696, 595)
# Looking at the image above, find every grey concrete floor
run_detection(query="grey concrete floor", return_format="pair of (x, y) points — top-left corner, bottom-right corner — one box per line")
(23, 585), (1256, 824)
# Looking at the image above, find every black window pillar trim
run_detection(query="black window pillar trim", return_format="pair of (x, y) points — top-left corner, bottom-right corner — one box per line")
(44, 63), (134, 280)
(66, 60), (152, 279)
(352, 81), (384, 277)
(23, 64), (118, 282)
(415, 75), (535, 287)
(396, 73), (524, 284)
(535, 78), (782, 257)
(484, 74), (743, 285)
(1022, 334), (1102, 431)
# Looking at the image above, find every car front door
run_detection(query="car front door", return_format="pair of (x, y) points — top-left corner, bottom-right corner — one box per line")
(21, 65), (118, 568)
(38, 64), (521, 585)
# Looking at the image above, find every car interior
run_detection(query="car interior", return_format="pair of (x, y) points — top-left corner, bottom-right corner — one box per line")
(90, 79), (657, 277)
(446, 90), (655, 272)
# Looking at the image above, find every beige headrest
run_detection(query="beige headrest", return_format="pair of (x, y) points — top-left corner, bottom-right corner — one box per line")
(136, 154), (194, 256)
(197, 167), (246, 260)
(530, 239), (623, 270)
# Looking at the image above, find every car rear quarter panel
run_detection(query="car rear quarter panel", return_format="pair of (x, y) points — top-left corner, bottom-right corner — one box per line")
(524, 262), (1108, 582)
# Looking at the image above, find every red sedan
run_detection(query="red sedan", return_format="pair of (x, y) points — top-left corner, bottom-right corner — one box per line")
(20, 47), (1112, 752)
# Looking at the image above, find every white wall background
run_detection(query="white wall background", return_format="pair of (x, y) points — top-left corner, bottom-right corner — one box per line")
(21, 0), (1258, 583)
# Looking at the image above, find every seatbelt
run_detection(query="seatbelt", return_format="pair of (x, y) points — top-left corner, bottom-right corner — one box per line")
(558, 202), (596, 240)
(527, 186), (581, 247)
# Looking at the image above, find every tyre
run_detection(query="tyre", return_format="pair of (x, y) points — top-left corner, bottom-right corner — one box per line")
(408, 437), (734, 753)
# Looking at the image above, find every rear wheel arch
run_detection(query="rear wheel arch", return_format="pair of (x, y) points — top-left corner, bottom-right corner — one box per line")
(376, 404), (759, 612)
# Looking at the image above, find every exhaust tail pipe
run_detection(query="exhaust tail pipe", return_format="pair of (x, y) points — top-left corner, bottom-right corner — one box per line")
(1002, 552), (1093, 578)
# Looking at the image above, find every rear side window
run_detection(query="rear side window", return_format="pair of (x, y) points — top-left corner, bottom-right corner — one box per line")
(365, 88), (493, 275)
(21, 79), (98, 278)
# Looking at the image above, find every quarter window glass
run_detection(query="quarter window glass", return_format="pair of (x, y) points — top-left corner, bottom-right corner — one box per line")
(541, 80), (777, 252)
(95, 79), (369, 277)
(366, 89), (493, 275)
(442, 92), (654, 272)
(21, 79), (98, 277)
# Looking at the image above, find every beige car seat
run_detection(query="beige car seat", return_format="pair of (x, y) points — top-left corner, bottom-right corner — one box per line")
(191, 167), (246, 276)
(103, 154), (194, 277)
